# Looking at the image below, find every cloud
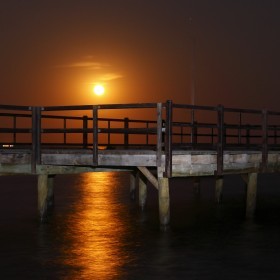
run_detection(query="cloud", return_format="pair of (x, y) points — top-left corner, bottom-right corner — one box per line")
(100, 73), (123, 81)
(56, 61), (110, 70)
(55, 58), (124, 80)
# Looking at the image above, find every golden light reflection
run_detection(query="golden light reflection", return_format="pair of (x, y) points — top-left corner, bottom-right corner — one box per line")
(62, 172), (130, 279)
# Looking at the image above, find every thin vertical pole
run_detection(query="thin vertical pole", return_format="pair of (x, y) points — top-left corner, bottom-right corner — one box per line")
(165, 100), (173, 178)
(124, 117), (129, 148)
(32, 107), (41, 173)
(190, 17), (196, 106)
(261, 109), (268, 172)
(246, 125), (250, 147)
(156, 103), (162, 167)
(63, 118), (67, 145)
(191, 109), (195, 144)
(83, 115), (88, 148)
(93, 106), (98, 166)
(238, 112), (242, 145)
(108, 120), (111, 146)
(146, 121), (149, 145)
(13, 116), (16, 144)
(217, 105), (224, 176)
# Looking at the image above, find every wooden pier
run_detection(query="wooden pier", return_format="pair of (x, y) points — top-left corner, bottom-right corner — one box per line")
(1, 101), (280, 225)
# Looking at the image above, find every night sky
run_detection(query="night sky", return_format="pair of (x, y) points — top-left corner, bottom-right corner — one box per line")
(1, 0), (280, 109)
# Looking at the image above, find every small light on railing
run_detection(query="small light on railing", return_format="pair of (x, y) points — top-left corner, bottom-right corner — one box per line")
(2, 144), (14, 148)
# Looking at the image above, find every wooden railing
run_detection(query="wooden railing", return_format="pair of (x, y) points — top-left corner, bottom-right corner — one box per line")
(1, 101), (280, 176)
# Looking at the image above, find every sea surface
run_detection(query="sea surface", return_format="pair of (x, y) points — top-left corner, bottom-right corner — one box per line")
(1, 172), (280, 279)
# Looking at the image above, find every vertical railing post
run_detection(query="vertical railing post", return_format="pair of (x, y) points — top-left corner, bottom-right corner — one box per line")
(146, 121), (149, 145)
(107, 120), (111, 146)
(261, 109), (268, 172)
(63, 118), (67, 145)
(32, 106), (41, 173)
(165, 100), (173, 178)
(13, 115), (16, 144)
(83, 115), (88, 148)
(191, 109), (195, 145)
(124, 117), (129, 148)
(216, 105), (224, 176)
(238, 112), (242, 145)
(156, 103), (162, 167)
(93, 106), (98, 166)
(246, 125), (250, 147)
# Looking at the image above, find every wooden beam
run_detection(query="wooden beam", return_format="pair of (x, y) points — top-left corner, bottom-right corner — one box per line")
(158, 177), (170, 227)
(215, 176), (224, 204)
(137, 166), (158, 190)
(246, 172), (258, 218)
(129, 172), (136, 200)
(38, 174), (48, 221)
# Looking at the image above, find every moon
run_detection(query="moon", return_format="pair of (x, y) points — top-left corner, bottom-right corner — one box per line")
(93, 84), (105, 96)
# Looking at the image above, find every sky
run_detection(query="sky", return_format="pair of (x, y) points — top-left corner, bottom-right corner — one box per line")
(1, 0), (280, 109)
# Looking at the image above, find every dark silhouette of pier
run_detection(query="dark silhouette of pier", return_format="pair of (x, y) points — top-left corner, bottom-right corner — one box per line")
(1, 101), (280, 225)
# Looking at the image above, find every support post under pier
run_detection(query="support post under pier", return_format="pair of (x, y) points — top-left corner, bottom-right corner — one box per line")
(215, 176), (224, 204)
(129, 172), (136, 200)
(158, 177), (170, 227)
(47, 175), (55, 208)
(193, 177), (200, 197)
(139, 174), (147, 210)
(246, 172), (258, 218)
(38, 174), (55, 221)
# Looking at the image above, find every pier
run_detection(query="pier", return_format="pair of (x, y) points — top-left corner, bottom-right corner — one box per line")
(1, 101), (280, 226)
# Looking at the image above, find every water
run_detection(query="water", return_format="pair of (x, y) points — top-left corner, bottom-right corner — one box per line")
(1, 172), (280, 279)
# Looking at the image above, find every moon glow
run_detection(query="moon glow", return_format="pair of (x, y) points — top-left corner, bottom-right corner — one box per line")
(93, 84), (105, 96)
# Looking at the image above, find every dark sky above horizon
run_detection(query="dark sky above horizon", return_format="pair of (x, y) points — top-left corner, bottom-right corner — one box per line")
(1, 0), (280, 109)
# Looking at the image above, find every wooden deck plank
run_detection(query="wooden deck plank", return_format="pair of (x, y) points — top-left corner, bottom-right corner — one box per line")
(1, 149), (280, 176)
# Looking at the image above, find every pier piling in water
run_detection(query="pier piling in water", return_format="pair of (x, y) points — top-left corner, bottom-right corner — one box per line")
(246, 172), (258, 218)
(193, 177), (201, 197)
(138, 174), (147, 210)
(129, 172), (136, 200)
(158, 177), (170, 226)
(215, 176), (224, 204)
(38, 174), (55, 221)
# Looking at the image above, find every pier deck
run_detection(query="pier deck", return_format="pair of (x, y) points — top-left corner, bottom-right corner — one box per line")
(1, 148), (280, 176)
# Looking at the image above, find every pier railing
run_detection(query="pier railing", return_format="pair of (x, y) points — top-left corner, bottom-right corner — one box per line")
(1, 101), (280, 176)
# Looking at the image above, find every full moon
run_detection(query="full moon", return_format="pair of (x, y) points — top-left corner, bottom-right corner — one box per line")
(93, 84), (105, 96)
